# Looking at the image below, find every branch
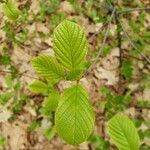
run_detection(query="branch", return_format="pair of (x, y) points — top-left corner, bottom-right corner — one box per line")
(118, 19), (150, 64)
(115, 11), (123, 92)
(86, 7), (116, 74)
(118, 7), (150, 14)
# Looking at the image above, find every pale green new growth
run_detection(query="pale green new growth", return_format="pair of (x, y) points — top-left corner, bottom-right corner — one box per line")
(44, 127), (56, 141)
(32, 55), (64, 83)
(55, 84), (95, 145)
(108, 115), (140, 150)
(28, 80), (48, 95)
(53, 20), (87, 70)
(66, 68), (83, 80)
(31, 20), (95, 145)
(43, 89), (60, 112)
(3, 1), (21, 20)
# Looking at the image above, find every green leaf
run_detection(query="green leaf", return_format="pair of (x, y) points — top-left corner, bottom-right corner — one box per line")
(32, 55), (64, 83)
(121, 60), (133, 80)
(66, 68), (83, 80)
(28, 120), (40, 132)
(108, 115), (140, 150)
(53, 20), (87, 70)
(55, 84), (95, 145)
(101, 45), (110, 56)
(42, 89), (60, 114)
(141, 74), (150, 89)
(0, 136), (7, 149)
(123, 94), (132, 105)
(137, 100), (150, 108)
(5, 74), (13, 88)
(100, 86), (111, 96)
(44, 127), (56, 140)
(0, 92), (13, 105)
(3, 1), (21, 20)
(144, 32), (150, 40)
(28, 80), (48, 95)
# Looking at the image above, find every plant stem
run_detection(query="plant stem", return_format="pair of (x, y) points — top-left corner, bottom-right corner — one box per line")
(115, 11), (123, 92)
(86, 7), (116, 74)
(118, 7), (150, 14)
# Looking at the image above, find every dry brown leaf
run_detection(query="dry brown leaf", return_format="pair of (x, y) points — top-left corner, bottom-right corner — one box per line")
(0, 108), (11, 122)
(1, 121), (27, 150)
(30, 0), (40, 14)
(94, 66), (118, 85)
(36, 22), (49, 34)
(58, 1), (75, 14)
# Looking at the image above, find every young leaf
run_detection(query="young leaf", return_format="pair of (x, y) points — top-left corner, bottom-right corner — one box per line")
(53, 20), (87, 70)
(55, 84), (95, 145)
(44, 127), (56, 140)
(108, 115), (140, 150)
(42, 89), (60, 114)
(28, 80), (48, 95)
(66, 68), (83, 80)
(32, 55), (64, 83)
(3, 1), (21, 20)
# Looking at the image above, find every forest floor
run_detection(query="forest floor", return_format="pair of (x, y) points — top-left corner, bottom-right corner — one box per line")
(0, 0), (150, 150)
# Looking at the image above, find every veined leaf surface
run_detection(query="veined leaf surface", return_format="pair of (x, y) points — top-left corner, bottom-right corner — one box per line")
(108, 115), (140, 150)
(55, 84), (95, 145)
(53, 20), (87, 70)
(3, 1), (21, 20)
(66, 68), (84, 80)
(32, 55), (64, 83)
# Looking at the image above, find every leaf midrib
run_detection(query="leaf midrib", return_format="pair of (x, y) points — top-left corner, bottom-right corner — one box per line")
(63, 22), (75, 69)
(72, 85), (78, 144)
(116, 119), (132, 150)
(5, 2), (18, 18)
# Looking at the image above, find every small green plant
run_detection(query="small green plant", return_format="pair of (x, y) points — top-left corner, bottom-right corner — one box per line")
(0, 73), (28, 116)
(30, 20), (95, 145)
(30, 20), (140, 147)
